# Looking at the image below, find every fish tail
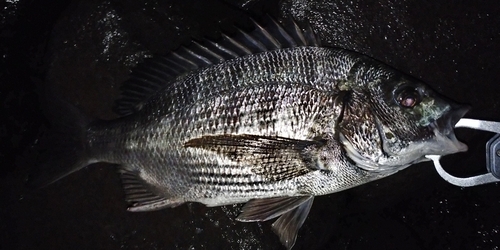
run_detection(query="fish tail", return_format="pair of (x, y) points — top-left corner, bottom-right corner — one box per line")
(28, 97), (92, 188)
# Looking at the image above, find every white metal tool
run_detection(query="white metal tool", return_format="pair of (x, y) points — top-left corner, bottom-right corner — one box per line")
(426, 118), (500, 187)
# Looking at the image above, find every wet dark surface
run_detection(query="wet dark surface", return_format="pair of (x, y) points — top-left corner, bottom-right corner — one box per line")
(1, 0), (500, 249)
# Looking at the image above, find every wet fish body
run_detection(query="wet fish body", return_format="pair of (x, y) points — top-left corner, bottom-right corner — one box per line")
(35, 18), (468, 249)
(90, 47), (372, 205)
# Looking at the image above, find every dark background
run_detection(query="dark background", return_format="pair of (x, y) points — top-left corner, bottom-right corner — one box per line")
(1, 0), (499, 249)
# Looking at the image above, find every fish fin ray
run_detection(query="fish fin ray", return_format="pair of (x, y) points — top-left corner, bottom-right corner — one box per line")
(221, 33), (253, 55)
(191, 40), (226, 62)
(236, 196), (312, 222)
(272, 196), (314, 250)
(266, 17), (296, 47)
(185, 134), (323, 180)
(249, 18), (282, 49)
(113, 16), (321, 116)
(289, 19), (307, 46)
(236, 28), (267, 51)
(118, 167), (180, 211)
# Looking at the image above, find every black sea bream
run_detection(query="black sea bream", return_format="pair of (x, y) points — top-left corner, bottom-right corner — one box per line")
(34, 18), (468, 249)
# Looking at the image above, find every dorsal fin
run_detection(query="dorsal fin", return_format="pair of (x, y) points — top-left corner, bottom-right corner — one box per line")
(113, 16), (321, 116)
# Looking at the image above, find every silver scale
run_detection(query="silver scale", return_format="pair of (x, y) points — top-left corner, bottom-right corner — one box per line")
(428, 118), (500, 187)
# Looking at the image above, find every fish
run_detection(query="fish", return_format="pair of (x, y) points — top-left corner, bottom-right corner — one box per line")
(32, 17), (469, 249)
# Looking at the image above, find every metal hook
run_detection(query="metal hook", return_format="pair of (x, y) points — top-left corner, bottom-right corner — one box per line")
(426, 118), (500, 187)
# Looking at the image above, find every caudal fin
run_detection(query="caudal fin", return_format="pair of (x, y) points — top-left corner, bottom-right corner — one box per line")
(28, 97), (92, 188)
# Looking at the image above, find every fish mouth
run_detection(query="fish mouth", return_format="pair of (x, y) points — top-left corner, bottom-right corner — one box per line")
(428, 104), (470, 155)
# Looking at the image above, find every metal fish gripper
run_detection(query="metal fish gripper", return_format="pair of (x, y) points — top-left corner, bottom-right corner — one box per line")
(426, 118), (500, 187)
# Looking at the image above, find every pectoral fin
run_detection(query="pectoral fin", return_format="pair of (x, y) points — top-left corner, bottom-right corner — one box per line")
(185, 134), (324, 181)
(184, 134), (319, 153)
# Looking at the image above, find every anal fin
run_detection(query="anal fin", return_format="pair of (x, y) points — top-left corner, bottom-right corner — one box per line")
(119, 167), (182, 212)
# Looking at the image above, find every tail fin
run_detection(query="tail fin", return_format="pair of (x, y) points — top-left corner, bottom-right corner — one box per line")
(28, 97), (92, 188)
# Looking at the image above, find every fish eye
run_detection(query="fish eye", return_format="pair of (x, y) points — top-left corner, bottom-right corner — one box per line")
(395, 86), (421, 108)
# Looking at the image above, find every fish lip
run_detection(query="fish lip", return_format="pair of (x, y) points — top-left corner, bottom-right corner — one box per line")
(430, 104), (470, 153)
(434, 104), (470, 135)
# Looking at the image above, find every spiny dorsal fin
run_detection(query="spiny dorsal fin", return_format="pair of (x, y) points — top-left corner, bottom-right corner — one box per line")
(113, 16), (321, 116)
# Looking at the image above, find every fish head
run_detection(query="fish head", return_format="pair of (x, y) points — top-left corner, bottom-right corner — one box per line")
(339, 63), (468, 173)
